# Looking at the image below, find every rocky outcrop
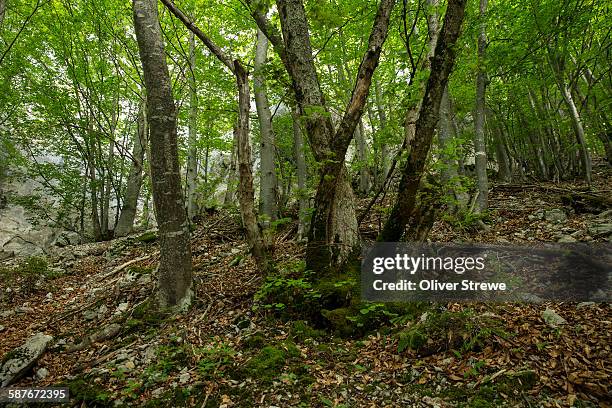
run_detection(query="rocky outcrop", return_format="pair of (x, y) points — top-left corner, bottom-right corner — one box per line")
(0, 332), (53, 386)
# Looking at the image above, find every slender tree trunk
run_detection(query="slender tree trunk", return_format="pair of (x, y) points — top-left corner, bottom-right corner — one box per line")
(438, 86), (468, 212)
(273, 0), (394, 274)
(380, 0), (467, 242)
(133, 0), (193, 310)
(547, 50), (592, 184)
(101, 138), (114, 236)
(404, 0), (440, 148)
(115, 103), (147, 237)
(0, 0), (5, 27)
(224, 131), (238, 205)
(473, 0), (488, 212)
(87, 131), (103, 241)
(235, 63), (270, 272)
(573, 80), (612, 166)
(159, 0), (270, 272)
(254, 28), (278, 223)
(292, 108), (309, 240)
(374, 79), (389, 188)
(355, 119), (369, 195)
(491, 117), (511, 183)
(186, 31), (199, 221)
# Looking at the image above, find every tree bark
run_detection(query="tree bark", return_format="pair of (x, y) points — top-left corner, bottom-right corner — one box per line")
(115, 103), (147, 237)
(292, 108), (309, 240)
(254, 28), (278, 223)
(160, 0), (270, 272)
(223, 131), (237, 206)
(548, 50), (592, 184)
(235, 62), (270, 272)
(186, 31), (199, 221)
(273, 0), (394, 274)
(0, 0), (5, 27)
(133, 0), (193, 310)
(438, 86), (468, 212)
(473, 0), (488, 212)
(373, 79), (389, 188)
(380, 0), (467, 242)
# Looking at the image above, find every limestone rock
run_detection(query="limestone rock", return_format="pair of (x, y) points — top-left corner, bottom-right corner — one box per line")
(545, 209), (567, 223)
(541, 308), (566, 327)
(0, 332), (53, 387)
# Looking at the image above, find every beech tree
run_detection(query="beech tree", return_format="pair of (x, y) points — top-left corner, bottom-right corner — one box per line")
(133, 0), (193, 309)
(380, 0), (467, 241)
(248, 0), (395, 274)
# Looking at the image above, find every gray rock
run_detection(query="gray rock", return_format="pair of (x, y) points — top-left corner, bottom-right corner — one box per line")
(557, 235), (578, 243)
(115, 302), (129, 314)
(83, 309), (98, 321)
(577, 302), (596, 309)
(545, 209), (567, 223)
(595, 209), (612, 221)
(0, 325), (4, 331)
(541, 308), (566, 327)
(97, 304), (108, 318)
(36, 367), (49, 380)
(587, 223), (612, 237)
(179, 372), (190, 384)
(0, 332), (53, 387)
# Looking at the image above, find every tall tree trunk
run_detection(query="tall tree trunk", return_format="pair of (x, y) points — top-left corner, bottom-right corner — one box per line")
(547, 50), (592, 184)
(254, 28), (278, 223)
(380, 0), (467, 242)
(186, 31), (199, 221)
(473, 0), (488, 212)
(86, 127), (103, 241)
(115, 103), (147, 237)
(224, 131), (238, 205)
(235, 63), (270, 272)
(272, 0), (394, 274)
(438, 86), (468, 212)
(573, 80), (612, 166)
(292, 108), (309, 240)
(0, 0), (5, 27)
(404, 0), (440, 148)
(101, 137), (114, 237)
(374, 79), (389, 188)
(355, 119), (369, 195)
(133, 0), (193, 310)
(159, 0), (270, 272)
(491, 117), (511, 183)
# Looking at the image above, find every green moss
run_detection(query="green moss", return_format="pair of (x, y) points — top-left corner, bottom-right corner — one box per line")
(291, 320), (326, 342)
(321, 307), (360, 337)
(242, 346), (288, 383)
(65, 377), (112, 407)
(397, 327), (428, 352)
(137, 231), (158, 243)
(243, 333), (266, 348)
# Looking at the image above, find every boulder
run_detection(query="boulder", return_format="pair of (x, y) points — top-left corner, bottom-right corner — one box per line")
(0, 332), (53, 387)
(587, 223), (612, 237)
(541, 308), (566, 327)
(545, 209), (567, 223)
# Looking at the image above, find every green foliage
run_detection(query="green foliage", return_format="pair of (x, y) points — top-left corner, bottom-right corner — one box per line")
(396, 309), (510, 355)
(196, 341), (236, 380)
(0, 256), (53, 295)
(65, 377), (111, 407)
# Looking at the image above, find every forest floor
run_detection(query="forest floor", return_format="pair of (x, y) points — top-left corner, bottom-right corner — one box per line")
(1, 166), (611, 408)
